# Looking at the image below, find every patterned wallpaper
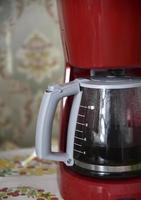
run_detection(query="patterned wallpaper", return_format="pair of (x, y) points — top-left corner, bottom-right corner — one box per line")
(0, 0), (64, 150)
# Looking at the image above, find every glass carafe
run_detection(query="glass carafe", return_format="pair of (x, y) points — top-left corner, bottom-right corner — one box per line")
(36, 77), (141, 178)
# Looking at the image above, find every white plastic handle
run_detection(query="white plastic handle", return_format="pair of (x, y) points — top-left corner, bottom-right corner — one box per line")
(35, 80), (82, 166)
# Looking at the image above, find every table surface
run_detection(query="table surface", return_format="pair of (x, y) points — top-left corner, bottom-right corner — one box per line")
(0, 148), (63, 200)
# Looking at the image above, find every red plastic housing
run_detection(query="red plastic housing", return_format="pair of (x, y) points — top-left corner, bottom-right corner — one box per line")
(58, 164), (141, 200)
(58, 0), (141, 68)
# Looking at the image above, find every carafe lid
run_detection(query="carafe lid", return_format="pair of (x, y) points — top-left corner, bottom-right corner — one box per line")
(80, 76), (141, 89)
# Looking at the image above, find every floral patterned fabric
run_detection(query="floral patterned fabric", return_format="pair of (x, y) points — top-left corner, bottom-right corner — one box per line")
(0, 186), (58, 200)
(0, 151), (56, 177)
(0, 0), (64, 150)
(0, 148), (62, 199)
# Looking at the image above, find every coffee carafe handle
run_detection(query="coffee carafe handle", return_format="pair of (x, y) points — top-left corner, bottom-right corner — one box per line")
(35, 80), (82, 166)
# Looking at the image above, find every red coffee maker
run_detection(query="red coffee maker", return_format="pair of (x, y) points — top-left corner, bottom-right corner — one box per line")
(36, 0), (141, 199)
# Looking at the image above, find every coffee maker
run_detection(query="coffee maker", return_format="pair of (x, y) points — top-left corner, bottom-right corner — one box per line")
(36, 0), (141, 199)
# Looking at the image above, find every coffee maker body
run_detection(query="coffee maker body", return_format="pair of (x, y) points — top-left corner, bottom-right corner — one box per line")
(36, 0), (141, 199)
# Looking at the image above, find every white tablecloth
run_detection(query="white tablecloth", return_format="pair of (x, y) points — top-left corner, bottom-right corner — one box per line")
(0, 148), (63, 200)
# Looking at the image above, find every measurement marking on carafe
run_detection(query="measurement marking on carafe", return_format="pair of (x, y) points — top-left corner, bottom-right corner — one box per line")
(88, 105), (95, 110)
(77, 122), (88, 127)
(74, 143), (82, 147)
(76, 129), (83, 133)
(75, 136), (86, 141)
(80, 105), (87, 108)
(74, 149), (86, 155)
(78, 114), (85, 117)
(80, 105), (95, 110)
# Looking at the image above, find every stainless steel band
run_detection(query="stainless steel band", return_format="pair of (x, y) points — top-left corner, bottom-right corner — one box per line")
(74, 159), (141, 173)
